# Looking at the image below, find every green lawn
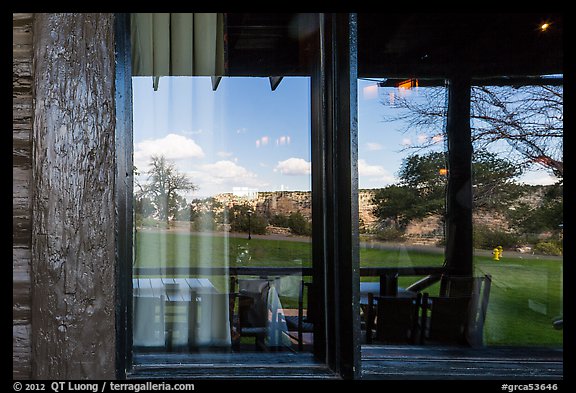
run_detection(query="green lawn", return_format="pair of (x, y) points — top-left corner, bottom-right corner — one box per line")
(134, 230), (563, 347)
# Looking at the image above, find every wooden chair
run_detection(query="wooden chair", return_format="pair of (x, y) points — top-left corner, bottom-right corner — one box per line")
(284, 280), (314, 351)
(365, 292), (422, 344)
(437, 274), (492, 346)
(230, 278), (271, 351)
(420, 293), (472, 345)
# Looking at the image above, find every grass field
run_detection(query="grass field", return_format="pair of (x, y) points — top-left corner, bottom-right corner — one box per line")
(134, 230), (563, 347)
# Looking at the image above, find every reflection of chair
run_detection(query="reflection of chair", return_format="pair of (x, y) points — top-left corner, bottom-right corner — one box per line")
(420, 293), (472, 345)
(231, 278), (271, 350)
(164, 283), (197, 351)
(365, 292), (422, 344)
(133, 296), (165, 348)
(285, 280), (314, 351)
(437, 274), (492, 346)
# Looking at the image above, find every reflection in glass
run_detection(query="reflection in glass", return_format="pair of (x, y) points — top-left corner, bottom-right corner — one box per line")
(131, 77), (313, 354)
(358, 78), (563, 348)
(358, 79), (448, 346)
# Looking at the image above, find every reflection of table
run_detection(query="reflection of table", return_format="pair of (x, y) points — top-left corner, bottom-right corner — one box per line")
(359, 282), (416, 305)
(133, 277), (230, 348)
(133, 277), (217, 299)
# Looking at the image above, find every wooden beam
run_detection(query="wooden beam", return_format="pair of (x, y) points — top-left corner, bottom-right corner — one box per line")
(444, 74), (473, 277)
(31, 13), (116, 379)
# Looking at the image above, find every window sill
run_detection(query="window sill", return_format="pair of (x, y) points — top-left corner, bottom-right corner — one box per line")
(127, 352), (339, 380)
(361, 345), (563, 380)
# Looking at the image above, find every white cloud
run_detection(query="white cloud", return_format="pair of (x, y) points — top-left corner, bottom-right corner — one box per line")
(134, 133), (204, 170)
(358, 159), (387, 177)
(200, 160), (257, 180)
(401, 137), (412, 146)
(366, 142), (383, 151)
(431, 134), (444, 143)
(217, 151), (234, 158)
(417, 134), (428, 144)
(188, 160), (266, 197)
(518, 171), (559, 186)
(275, 157), (311, 176)
(358, 159), (396, 185)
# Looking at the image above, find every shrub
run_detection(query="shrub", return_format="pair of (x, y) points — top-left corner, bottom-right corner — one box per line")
(533, 241), (563, 256)
(473, 225), (519, 250)
(374, 228), (405, 242)
(287, 211), (312, 236)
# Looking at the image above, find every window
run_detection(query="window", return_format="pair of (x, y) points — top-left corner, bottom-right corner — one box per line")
(357, 77), (563, 353)
(470, 81), (563, 347)
(131, 76), (315, 359)
(357, 78), (449, 345)
(116, 13), (359, 378)
(116, 12), (562, 380)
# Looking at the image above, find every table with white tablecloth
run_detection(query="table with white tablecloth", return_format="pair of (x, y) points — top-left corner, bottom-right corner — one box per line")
(133, 277), (230, 348)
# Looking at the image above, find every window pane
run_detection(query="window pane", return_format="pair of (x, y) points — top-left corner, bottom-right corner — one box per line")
(131, 77), (314, 359)
(471, 83), (563, 347)
(358, 79), (449, 336)
(357, 78), (563, 350)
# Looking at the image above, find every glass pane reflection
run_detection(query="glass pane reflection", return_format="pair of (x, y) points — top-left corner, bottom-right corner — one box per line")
(131, 77), (313, 354)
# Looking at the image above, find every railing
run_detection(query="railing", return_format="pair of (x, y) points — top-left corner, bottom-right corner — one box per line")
(133, 266), (445, 278)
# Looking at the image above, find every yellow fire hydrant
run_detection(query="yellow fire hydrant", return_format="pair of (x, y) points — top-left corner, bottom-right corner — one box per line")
(492, 246), (503, 261)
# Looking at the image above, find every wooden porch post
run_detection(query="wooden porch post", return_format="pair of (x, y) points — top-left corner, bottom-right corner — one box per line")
(31, 13), (116, 379)
(444, 73), (473, 277)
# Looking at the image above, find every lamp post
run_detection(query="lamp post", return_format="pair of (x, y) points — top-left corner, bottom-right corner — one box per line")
(247, 209), (252, 240)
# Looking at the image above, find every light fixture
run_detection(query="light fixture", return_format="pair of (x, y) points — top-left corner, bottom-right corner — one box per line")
(539, 21), (551, 32)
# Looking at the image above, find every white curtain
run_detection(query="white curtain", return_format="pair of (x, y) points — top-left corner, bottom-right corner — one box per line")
(131, 13), (225, 90)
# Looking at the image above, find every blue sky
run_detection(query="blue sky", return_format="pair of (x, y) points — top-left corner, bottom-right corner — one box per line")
(133, 76), (312, 198)
(132, 76), (557, 201)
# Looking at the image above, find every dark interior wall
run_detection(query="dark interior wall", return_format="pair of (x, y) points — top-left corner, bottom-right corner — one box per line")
(31, 13), (116, 379)
(13, 12), (34, 380)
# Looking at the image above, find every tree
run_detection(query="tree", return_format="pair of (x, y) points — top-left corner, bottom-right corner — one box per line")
(385, 84), (563, 180)
(506, 183), (563, 236)
(372, 150), (523, 229)
(139, 155), (197, 226)
(188, 197), (224, 231)
(372, 185), (421, 230)
(228, 204), (267, 235)
(287, 211), (312, 236)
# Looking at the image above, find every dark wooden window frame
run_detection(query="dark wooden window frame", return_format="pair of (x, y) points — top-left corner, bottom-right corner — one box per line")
(114, 12), (359, 379)
(115, 11), (563, 381)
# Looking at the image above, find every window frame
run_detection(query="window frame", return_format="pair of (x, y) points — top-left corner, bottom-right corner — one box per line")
(114, 12), (360, 379)
(115, 11), (563, 381)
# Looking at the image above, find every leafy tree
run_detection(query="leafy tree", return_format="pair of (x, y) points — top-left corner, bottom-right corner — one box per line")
(506, 184), (563, 236)
(187, 197), (224, 231)
(138, 155), (197, 226)
(269, 213), (290, 228)
(228, 204), (267, 235)
(372, 150), (523, 229)
(269, 212), (311, 236)
(386, 84), (563, 180)
(287, 211), (312, 236)
(372, 185), (422, 230)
